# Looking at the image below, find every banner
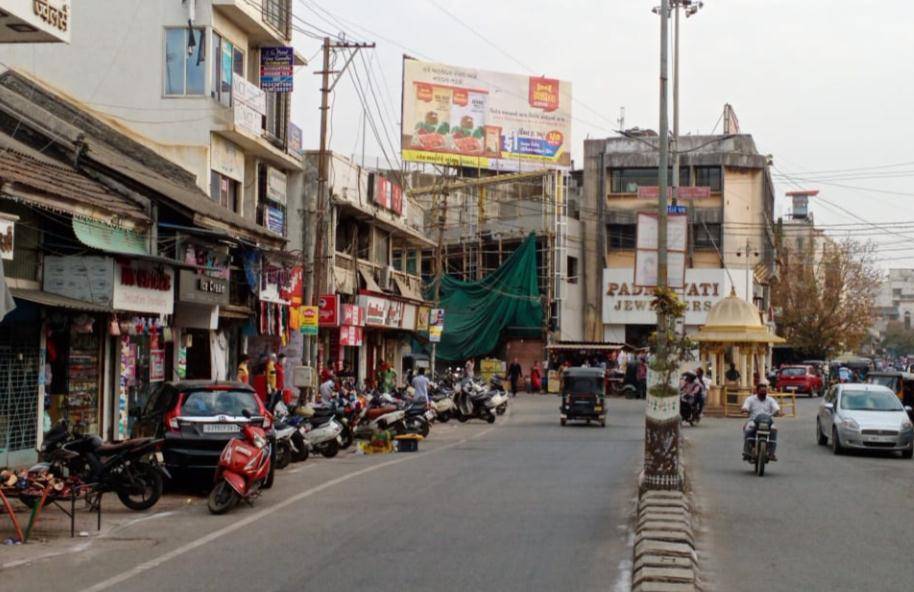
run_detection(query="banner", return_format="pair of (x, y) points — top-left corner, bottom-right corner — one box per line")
(300, 305), (319, 335)
(319, 293), (339, 326)
(260, 47), (294, 92)
(402, 60), (572, 171)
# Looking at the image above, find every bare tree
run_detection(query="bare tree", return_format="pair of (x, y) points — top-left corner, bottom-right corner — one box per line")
(772, 237), (879, 359)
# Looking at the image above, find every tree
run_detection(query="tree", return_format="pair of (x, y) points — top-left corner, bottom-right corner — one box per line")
(772, 237), (879, 359)
(881, 321), (914, 356)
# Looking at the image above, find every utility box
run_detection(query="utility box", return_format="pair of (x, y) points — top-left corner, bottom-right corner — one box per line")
(292, 366), (314, 388)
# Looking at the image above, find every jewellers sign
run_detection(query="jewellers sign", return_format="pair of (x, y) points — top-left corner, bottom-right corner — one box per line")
(602, 268), (748, 326)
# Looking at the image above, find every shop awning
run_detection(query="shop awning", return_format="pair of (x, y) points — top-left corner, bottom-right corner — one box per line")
(73, 218), (148, 256)
(218, 304), (253, 319)
(392, 273), (424, 302)
(358, 266), (381, 292)
(10, 288), (111, 313)
(545, 342), (626, 351)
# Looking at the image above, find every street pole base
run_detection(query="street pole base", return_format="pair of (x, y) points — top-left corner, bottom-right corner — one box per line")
(638, 469), (684, 493)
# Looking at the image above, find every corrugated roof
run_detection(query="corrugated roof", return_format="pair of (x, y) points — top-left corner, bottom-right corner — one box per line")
(0, 149), (149, 224)
(10, 287), (112, 313)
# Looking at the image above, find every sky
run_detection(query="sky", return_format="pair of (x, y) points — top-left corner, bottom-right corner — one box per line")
(288, 0), (914, 268)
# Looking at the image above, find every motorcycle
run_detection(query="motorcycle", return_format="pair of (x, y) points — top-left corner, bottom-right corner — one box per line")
(430, 389), (456, 422)
(454, 379), (497, 424)
(207, 410), (272, 514)
(680, 392), (701, 426)
(305, 410), (345, 458)
(743, 413), (775, 477)
(29, 420), (169, 511)
(352, 393), (407, 439)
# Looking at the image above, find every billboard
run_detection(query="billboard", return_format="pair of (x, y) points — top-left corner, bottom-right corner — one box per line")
(402, 60), (572, 171)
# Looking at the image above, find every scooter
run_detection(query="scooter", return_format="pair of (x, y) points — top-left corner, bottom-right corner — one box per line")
(207, 410), (272, 514)
(430, 389), (456, 422)
(680, 392), (701, 426)
(454, 379), (497, 423)
(352, 393), (407, 438)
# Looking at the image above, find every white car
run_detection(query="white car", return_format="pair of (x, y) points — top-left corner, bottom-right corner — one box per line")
(816, 384), (914, 458)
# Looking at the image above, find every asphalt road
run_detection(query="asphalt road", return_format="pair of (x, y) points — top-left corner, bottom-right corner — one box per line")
(4, 395), (645, 592)
(686, 397), (914, 592)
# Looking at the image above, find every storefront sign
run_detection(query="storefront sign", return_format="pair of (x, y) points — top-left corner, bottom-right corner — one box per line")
(341, 304), (365, 327)
(113, 262), (174, 315)
(371, 175), (405, 216)
(635, 212), (687, 289)
(430, 308), (445, 327)
(232, 75), (266, 114)
(43, 255), (114, 307)
(260, 47), (294, 92)
(636, 186), (712, 199)
(1, 0), (70, 43)
(0, 216), (15, 260)
(417, 306), (430, 332)
(339, 325), (364, 347)
(150, 349), (166, 382)
(266, 167), (288, 205)
(386, 300), (404, 328)
(602, 268), (748, 326)
(319, 293), (339, 326)
(401, 303), (417, 331)
(234, 101), (264, 136)
(178, 269), (229, 306)
(429, 325), (443, 343)
(211, 135), (245, 182)
(265, 205), (285, 235)
(361, 295), (389, 326)
(32, 0), (69, 34)
(301, 305), (319, 335)
(287, 122), (303, 155)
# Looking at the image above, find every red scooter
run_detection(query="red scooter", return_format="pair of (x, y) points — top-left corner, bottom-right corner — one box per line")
(207, 410), (273, 515)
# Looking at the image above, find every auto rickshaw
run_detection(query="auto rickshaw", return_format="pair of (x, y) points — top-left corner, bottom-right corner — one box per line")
(867, 371), (914, 405)
(559, 367), (606, 427)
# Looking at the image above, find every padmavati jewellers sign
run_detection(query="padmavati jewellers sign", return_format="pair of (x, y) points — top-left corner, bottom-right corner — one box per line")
(602, 268), (749, 326)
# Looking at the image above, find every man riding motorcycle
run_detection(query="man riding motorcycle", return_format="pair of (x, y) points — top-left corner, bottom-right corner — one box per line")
(741, 381), (781, 461)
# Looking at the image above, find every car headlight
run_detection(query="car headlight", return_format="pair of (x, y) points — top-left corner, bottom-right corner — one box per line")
(253, 434), (267, 449)
(839, 417), (860, 431)
(901, 420), (914, 432)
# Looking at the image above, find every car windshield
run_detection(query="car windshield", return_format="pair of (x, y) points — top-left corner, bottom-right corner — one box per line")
(868, 375), (898, 390)
(566, 377), (601, 395)
(180, 390), (261, 417)
(840, 390), (903, 411)
(781, 367), (806, 377)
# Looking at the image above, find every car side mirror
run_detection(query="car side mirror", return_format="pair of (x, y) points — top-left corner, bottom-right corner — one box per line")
(905, 405), (913, 412)
(824, 403), (834, 411)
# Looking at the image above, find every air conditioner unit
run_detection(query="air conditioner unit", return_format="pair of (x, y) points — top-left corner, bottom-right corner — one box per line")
(379, 266), (394, 291)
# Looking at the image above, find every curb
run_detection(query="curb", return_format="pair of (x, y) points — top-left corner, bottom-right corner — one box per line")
(631, 490), (699, 592)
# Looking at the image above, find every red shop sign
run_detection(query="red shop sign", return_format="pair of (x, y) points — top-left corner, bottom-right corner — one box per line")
(339, 325), (364, 347)
(341, 304), (365, 327)
(318, 293), (339, 326)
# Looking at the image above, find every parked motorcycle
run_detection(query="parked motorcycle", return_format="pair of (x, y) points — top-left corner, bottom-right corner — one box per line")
(454, 379), (497, 424)
(743, 413), (775, 477)
(430, 388), (456, 422)
(304, 410), (345, 458)
(207, 410), (272, 514)
(352, 393), (407, 439)
(29, 420), (169, 511)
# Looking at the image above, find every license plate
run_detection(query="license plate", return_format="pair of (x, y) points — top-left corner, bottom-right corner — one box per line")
(203, 424), (238, 433)
(595, 406), (603, 412)
(866, 436), (896, 443)
(786, 386), (797, 391)
(154, 451), (164, 463)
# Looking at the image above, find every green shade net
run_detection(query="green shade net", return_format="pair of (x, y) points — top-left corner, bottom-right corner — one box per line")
(432, 233), (542, 361)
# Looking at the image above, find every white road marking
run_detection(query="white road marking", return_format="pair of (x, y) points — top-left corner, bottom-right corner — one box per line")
(76, 424), (497, 592)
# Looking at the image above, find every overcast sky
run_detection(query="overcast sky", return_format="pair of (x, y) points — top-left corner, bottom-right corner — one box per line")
(290, 0), (914, 268)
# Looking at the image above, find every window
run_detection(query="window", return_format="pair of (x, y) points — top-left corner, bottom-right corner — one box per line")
(374, 230), (390, 267)
(212, 32), (245, 107)
(607, 224), (636, 249)
(610, 168), (689, 193)
(209, 171), (239, 212)
(567, 256), (579, 284)
(694, 166), (722, 192)
(693, 222), (721, 249)
(265, 91), (289, 148)
(165, 28), (205, 96)
(262, 0), (291, 37)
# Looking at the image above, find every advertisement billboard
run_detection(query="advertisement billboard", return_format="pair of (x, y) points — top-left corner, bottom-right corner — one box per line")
(402, 60), (572, 171)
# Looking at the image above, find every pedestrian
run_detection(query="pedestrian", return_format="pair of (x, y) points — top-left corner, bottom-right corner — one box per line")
(623, 358), (639, 399)
(319, 368), (336, 401)
(507, 357), (523, 397)
(531, 360), (543, 393)
(465, 358), (475, 379)
(236, 354), (251, 384)
(381, 362), (397, 393)
(636, 356), (648, 399)
(695, 367), (710, 413)
(411, 367), (430, 404)
(266, 353), (278, 393)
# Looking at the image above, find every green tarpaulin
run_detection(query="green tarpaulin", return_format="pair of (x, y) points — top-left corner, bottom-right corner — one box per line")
(433, 233), (542, 361)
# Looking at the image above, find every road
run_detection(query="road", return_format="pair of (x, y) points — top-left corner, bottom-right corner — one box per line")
(3, 395), (645, 592)
(686, 397), (914, 592)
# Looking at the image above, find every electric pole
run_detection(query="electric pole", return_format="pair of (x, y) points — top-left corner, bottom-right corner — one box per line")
(305, 37), (375, 383)
(643, 0), (680, 492)
(671, 1), (703, 202)
(430, 191), (448, 373)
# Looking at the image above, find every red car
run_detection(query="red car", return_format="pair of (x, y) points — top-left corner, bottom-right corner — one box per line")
(776, 365), (823, 397)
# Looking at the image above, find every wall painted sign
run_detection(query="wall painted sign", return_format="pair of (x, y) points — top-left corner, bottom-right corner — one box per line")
(402, 59), (572, 171)
(602, 267), (749, 326)
(260, 47), (294, 92)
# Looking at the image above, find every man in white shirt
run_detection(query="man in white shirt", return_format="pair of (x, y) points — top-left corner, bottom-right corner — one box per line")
(741, 381), (781, 460)
(411, 367), (430, 405)
(318, 376), (336, 401)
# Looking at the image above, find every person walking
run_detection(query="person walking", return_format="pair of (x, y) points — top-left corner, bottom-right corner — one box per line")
(236, 354), (251, 384)
(507, 358), (523, 397)
(530, 360), (543, 393)
(464, 358), (475, 379)
(636, 356), (648, 400)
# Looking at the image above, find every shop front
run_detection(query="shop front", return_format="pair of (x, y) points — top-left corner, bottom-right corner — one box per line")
(42, 255), (174, 440)
(319, 293), (365, 382)
(359, 293), (421, 388)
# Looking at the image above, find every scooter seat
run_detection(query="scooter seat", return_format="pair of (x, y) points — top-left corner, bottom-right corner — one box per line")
(96, 437), (153, 454)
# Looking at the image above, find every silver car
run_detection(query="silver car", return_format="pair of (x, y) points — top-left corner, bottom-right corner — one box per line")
(816, 384), (914, 458)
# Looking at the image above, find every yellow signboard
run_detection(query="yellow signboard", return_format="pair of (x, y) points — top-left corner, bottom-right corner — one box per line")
(300, 305), (319, 335)
(480, 358), (503, 382)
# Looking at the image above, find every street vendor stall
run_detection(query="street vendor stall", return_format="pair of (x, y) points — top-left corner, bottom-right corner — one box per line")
(545, 342), (628, 394)
(692, 291), (785, 416)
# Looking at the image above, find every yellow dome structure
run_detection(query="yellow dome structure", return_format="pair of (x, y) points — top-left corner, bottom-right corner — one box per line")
(693, 290), (784, 416)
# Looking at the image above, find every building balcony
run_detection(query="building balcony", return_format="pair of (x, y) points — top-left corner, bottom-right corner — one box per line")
(213, 102), (300, 171)
(212, 0), (292, 45)
(334, 252), (425, 301)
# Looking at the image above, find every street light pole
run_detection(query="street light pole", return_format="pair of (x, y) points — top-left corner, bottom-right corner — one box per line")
(643, 0), (680, 492)
(671, 2), (681, 201)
